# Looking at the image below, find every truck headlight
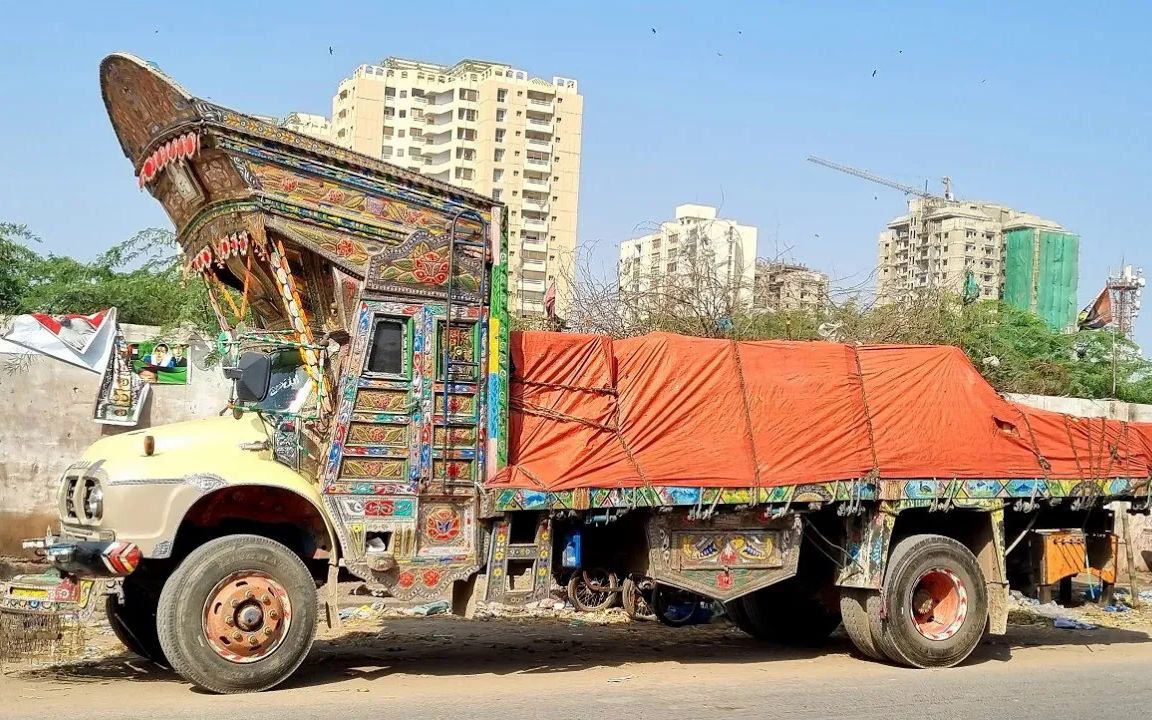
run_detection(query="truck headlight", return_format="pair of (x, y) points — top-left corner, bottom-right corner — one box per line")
(83, 480), (104, 521)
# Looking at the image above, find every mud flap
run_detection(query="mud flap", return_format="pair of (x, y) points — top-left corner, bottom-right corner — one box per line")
(645, 511), (801, 602)
(323, 563), (342, 632)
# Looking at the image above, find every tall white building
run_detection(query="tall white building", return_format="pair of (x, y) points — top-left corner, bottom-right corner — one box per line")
(279, 112), (332, 141)
(619, 204), (758, 306)
(321, 57), (583, 317)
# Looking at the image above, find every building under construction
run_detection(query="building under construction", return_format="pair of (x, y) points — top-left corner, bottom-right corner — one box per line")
(877, 198), (1078, 329)
(806, 157), (1080, 331)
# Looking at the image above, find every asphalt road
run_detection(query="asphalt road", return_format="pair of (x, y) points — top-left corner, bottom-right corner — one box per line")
(3, 616), (1150, 719)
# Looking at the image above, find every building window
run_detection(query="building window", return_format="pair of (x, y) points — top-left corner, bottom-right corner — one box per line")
(397, 148), (404, 157)
(398, 129), (406, 138)
(493, 189), (503, 201)
(497, 109), (506, 122)
(399, 110), (406, 118)
(495, 129), (505, 142)
(493, 169), (504, 182)
(497, 89), (507, 102)
(494, 148), (505, 161)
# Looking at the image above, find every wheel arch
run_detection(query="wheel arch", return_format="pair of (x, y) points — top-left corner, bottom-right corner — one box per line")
(887, 505), (1008, 635)
(171, 484), (340, 581)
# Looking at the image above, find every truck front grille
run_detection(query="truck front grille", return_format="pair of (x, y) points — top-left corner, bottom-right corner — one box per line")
(61, 475), (80, 521)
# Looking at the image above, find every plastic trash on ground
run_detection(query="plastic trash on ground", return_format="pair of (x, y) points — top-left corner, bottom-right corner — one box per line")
(1053, 617), (1095, 630)
(412, 600), (450, 616)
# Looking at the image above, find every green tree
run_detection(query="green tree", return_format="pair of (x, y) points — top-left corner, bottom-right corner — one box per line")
(3, 225), (215, 334)
(0, 223), (41, 313)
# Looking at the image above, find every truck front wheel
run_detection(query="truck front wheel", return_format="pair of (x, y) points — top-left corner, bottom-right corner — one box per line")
(868, 534), (988, 668)
(106, 577), (167, 666)
(156, 535), (318, 693)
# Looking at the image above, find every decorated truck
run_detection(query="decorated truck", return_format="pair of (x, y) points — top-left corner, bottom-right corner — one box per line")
(10, 53), (1152, 693)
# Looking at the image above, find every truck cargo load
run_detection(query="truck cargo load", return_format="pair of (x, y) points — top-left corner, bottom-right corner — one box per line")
(494, 331), (1152, 491)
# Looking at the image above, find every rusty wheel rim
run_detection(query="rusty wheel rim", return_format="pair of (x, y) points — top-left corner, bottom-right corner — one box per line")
(909, 568), (967, 641)
(202, 571), (292, 664)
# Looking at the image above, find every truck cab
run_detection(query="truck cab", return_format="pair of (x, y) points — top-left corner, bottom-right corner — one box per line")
(20, 52), (511, 693)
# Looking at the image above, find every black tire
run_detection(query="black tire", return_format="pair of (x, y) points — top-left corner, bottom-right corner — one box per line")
(566, 569), (619, 612)
(739, 579), (842, 645)
(724, 596), (759, 637)
(839, 588), (883, 660)
(156, 535), (318, 694)
(622, 577), (656, 621)
(651, 585), (704, 628)
(868, 534), (988, 668)
(105, 579), (168, 667)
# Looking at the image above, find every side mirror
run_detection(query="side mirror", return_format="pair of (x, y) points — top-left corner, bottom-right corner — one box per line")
(223, 351), (272, 402)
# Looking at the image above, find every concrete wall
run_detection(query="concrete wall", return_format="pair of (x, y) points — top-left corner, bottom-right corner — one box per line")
(1006, 393), (1152, 422)
(0, 325), (230, 555)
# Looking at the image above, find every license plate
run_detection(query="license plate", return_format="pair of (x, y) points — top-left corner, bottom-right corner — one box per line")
(8, 587), (50, 600)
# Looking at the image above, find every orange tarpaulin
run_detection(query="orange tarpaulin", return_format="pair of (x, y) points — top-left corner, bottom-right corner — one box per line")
(489, 332), (1152, 491)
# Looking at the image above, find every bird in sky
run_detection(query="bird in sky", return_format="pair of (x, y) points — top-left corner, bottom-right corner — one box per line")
(872, 69), (878, 77)
(651, 27), (657, 34)
(329, 46), (334, 55)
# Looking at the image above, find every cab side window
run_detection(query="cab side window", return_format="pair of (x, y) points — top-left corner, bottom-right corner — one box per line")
(365, 318), (407, 376)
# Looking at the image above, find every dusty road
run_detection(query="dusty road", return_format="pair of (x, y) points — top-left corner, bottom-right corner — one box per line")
(2, 612), (1151, 719)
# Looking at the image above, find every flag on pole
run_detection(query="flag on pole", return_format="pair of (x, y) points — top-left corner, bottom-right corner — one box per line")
(1078, 287), (1113, 330)
(543, 280), (557, 319)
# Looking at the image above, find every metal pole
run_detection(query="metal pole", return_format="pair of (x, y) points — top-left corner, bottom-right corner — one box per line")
(1111, 321), (1118, 398)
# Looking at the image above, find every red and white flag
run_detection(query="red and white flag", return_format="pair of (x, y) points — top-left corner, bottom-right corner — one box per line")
(543, 280), (557, 319)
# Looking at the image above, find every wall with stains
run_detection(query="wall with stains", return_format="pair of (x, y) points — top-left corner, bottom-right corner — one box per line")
(0, 325), (231, 555)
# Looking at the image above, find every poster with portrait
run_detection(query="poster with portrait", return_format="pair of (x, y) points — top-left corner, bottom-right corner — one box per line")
(94, 331), (150, 426)
(128, 341), (190, 385)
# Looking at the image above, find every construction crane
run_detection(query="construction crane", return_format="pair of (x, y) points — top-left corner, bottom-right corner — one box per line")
(806, 156), (956, 292)
(805, 156), (953, 200)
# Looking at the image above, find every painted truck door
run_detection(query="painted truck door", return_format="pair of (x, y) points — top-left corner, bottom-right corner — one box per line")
(322, 222), (488, 591)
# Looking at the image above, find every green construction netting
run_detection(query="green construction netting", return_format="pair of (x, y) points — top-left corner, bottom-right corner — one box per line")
(1002, 228), (1079, 330)
(1002, 229), (1034, 310)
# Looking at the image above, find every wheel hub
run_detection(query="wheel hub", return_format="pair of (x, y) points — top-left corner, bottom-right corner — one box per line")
(203, 572), (292, 663)
(909, 568), (967, 641)
(235, 603), (265, 631)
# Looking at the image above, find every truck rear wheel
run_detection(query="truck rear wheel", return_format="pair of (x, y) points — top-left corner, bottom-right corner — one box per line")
(737, 579), (841, 645)
(868, 534), (987, 668)
(156, 535), (318, 694)
(839, 588), (882, 660)
(105, 577), (167, 666)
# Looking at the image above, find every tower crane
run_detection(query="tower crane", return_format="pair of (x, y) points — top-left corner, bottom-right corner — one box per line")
(806, 156), (957, 292)
(805, 156), (953, 200)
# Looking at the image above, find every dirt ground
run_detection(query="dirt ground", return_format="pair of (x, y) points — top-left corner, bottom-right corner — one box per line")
(4, 575), (1152, 719)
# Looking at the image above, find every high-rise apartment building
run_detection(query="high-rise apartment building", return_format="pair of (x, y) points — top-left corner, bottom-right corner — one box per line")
(324, 57), (583, 317)
(753, 261), (829, 312)
(877, 198), (1065, 304)
(619, 204), (758, 305)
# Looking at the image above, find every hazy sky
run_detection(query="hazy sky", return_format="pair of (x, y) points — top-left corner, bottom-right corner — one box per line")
(2, 1), (1149, 340)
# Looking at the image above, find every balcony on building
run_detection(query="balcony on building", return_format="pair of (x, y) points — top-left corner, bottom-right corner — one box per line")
(524, 171), (549, 189)
(521, 190), (549, 213)
(521, 235), (548, 253)
(522, 216), (549, 233)
(526, 111), (553, 131)
(525, 152), (551, 171)
(526, 90), (555, 111)
(526, 133), (552, 149)
(520, 277), (547, 292)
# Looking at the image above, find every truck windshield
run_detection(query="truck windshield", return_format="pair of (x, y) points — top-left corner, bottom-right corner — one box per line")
(254, 350), (313, 414)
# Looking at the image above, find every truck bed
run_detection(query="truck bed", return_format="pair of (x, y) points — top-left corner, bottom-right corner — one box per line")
(487, 332), (1152, 509)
